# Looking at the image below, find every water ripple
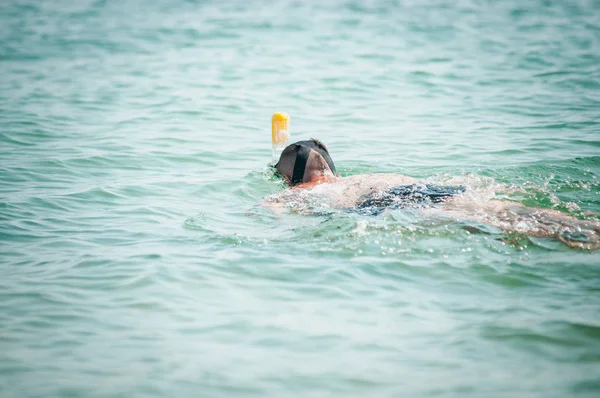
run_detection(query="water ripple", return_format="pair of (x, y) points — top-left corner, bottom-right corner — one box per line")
(2, 0), (600, 396)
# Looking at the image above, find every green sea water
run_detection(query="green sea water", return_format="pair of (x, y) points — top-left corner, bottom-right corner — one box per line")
(1, 0), (600, 397)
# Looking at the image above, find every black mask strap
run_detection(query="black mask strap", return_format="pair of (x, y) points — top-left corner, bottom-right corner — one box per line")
(291, 144), (310, 185)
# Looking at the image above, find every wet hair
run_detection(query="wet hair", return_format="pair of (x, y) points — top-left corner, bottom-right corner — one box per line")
(275, 139), (336, 185)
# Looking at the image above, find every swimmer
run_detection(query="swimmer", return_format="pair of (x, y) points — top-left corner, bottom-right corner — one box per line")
(265, 139), (600, 250)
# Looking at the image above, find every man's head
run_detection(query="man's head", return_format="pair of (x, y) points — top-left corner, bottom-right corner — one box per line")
(275, 139), (337, 185)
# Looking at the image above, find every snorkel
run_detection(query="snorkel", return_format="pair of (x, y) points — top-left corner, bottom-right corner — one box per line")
(271, 112), (290, 164)
(271, 113), (336, 186)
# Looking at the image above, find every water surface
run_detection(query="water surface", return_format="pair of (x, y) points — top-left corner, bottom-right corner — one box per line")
(1, 0), (600, 397)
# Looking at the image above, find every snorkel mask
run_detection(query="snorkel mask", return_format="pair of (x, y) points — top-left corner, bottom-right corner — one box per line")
(275, 139), (337, 185)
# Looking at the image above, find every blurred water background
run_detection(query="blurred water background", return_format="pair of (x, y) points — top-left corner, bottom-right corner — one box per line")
(1, 0), (600, 397)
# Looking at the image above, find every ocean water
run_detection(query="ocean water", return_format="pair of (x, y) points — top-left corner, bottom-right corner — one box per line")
(1, 0), (600, 396)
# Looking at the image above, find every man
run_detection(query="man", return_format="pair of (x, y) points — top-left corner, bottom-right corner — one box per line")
(266, 139), (600, 250)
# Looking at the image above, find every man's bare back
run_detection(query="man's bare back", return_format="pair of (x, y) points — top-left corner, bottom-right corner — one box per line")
(268, 140), (600, 250)
(265, 173), (600, 250)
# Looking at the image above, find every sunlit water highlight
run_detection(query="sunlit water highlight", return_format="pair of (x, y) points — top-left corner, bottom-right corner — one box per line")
(1, 0), (600, 397)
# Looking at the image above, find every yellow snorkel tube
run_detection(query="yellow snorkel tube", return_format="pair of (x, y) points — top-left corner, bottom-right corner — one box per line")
(271, 112), (290, 164)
